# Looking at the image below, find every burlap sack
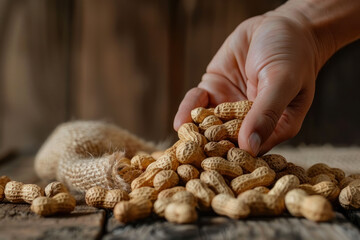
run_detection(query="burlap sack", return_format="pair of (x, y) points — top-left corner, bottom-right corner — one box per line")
(34, 121), (158, 193)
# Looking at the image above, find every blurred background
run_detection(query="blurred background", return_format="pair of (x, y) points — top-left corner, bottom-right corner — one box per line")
(0, 0), (360, 155)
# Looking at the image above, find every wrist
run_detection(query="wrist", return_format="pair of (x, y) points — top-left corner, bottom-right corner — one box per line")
(274, 0), (360, 69)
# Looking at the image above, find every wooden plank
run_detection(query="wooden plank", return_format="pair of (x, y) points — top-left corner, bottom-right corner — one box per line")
(103, 212), (360, 240)
(0, 203), (106, 240)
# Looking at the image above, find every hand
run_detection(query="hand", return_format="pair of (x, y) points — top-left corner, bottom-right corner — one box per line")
(174, 9), (325, 156)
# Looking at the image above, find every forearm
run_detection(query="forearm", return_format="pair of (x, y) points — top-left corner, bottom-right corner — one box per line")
(276, 0), (360, 67)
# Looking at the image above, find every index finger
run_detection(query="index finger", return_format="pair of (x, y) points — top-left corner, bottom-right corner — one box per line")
(173, 87), (209, 131)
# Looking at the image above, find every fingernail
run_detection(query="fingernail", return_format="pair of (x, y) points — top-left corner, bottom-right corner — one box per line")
(248, 132), (261, 156)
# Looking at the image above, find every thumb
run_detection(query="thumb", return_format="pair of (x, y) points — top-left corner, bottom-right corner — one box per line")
(238, 75), (300, 156)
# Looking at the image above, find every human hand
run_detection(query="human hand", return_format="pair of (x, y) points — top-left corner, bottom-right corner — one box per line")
(173, 7), (328, 156)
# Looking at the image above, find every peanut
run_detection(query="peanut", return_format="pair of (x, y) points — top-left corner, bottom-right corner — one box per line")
(204, 140), (235, 157)
(186, 179), (215, 210)
(307, 163), (345, 182)
(153, 170), (179, 191)
(348, 174), (360, 179)
(339, 177), (355, 189)
(0, 175), (11, 187)
(158, 186), (186, 199)
(122, 169), (143, 185)
(204, 119), (243, 143)
(129, 187), (158, 202)
(285, 189), (334, 222)
(113, 198), (152, 224)
(214, 100), (253, 121)
(131, 154), (156, 171)
(211, 194), (250, 219)
(191, 107), (213, 123)
(155, 153), (179, 171)
(4, 181), (44, 204)
(151, 151), (164, 160)
(261, 154), (287, 172)
(339, 179), (360, 209)
(310, 174), (337, 185)
(164, 140), (182, 156)
(199, 115), (223, 131)
(276, 163), (310, 184)
(298, 181), (340, 201)
(227, 148), (268, 172)
(85, 186), (129, 209)
(0, 186), (4, 202)
(178, 123), (207, 147)
(237, 175), (299, 216)
(31, 192), (76, 216)
(154, 191), (196, 217)
(253, 186), (270, 194)
(200, 170), (234, 197)
(177, 164), (200, 183)
(45, 182), (68, 198)
(176, 141), (205, 168)
(231, 167), (275, 194)
(201, 157), (243, 178)
(131, 168), (162, 190)
(164, 202), (198, 224)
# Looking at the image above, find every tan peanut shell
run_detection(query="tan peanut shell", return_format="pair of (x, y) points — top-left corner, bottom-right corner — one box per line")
(0, 176), (11, 187)
(268, 175), (300, 198)
(339, 177), (355, 189)
(191, 107), (213, 123)
(223, 119), (243, 142)
(85, 186), (129, 209)
(200, 170), (234, 197)
(301, 195), (335, 222)
(172, 191), (197, 207)
(214, 101), (253, 121)
(32, 192), (75, 216)
(178, 123), (207, 147)
(155, 153), (179, 171)
(158, 186), (186, 199)
(176, 141), (205, 168)
(310, 174), (337, 185)
(31, 192), (76, 216)
(151, 151), (164, 160)
(4, 181), (44, 204)
(153, 170), (179, 191)
(307, 163), (345, 182)
(164, 140), (182, 156)
(238, 190), (283, 216)
(164, 202), (198, 224)
(201, 157), (243, 178)
(261, 154), (287, 172)
(298, 181), (340, 201)
(253, 186), (270, 194)
(129, 187), (158, 202)
(153, 197), (172, 217)
(113, 198), (152, 224)
(186, 179), (215, 210)
(227, 148), (268, 172)
(211, 194), (250, 219)
(0, 185), (4, 202)
(204, 125), (227, 142)
(199, 115), (223, 131)
(231, 167), (275, 194)
(131, 154), (156, 171)
(131, 168), (162, 190)
(285, 189), (334, 222)
(276, 163), (309, 184)
(45, 182), (68, 198)
(204, 140), (235, 157)
(339, 179), (360, 209)
(122, 169), (143, 185)
(177, 164), (200, 183)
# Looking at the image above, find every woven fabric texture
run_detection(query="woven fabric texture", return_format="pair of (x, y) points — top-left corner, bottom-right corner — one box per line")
(34, 121), (158, 193)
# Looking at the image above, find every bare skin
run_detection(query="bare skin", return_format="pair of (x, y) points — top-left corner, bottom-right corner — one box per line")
(174, 0), (360, 156)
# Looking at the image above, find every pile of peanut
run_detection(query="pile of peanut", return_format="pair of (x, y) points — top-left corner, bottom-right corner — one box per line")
(1, 101), (360, 224)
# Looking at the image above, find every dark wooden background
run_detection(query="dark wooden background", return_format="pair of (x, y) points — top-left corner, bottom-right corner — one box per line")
(0, 0), (360, 154)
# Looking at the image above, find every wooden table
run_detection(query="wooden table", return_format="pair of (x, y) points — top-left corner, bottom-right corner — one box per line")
(1, 147), (360, 240)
